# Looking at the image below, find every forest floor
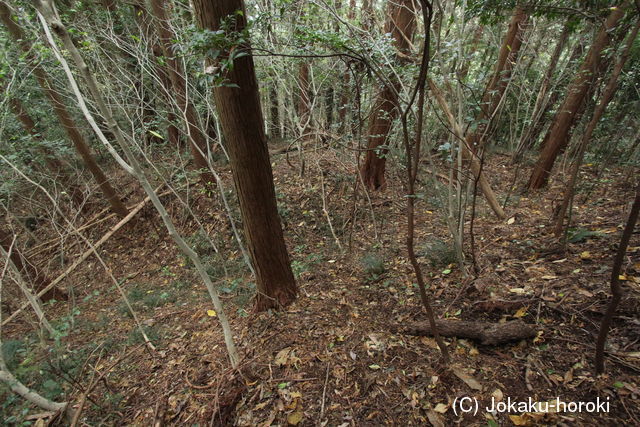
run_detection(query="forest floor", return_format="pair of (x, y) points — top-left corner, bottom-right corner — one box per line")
(2, 147), (639, 426)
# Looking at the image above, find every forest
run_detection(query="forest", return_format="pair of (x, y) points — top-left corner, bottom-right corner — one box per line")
(0, 0), (639, 425)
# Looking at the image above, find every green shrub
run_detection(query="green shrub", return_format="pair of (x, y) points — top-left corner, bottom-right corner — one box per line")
(422, 239), (456, 268)
(361, 252), (385, 278)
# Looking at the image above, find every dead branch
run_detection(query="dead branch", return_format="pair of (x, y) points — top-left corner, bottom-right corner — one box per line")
(2, 189), (158, 326)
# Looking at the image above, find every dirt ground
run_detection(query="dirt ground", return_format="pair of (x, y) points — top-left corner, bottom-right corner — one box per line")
(2, 148), (639, 426)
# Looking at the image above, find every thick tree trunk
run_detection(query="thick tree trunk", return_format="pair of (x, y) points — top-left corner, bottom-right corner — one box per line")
(149, 0), (215, 186)
(360, 0), (416, 191)
(192, 0), (297, 311)
(554, 21), (639, 237)
(0, 227), (67, 302)
(468, 6), (528, 151)
(527, 4), (627, 190)
(0, 1), (128, 218)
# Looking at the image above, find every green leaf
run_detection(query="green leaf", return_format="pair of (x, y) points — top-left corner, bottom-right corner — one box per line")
(148, 130), (164, 140)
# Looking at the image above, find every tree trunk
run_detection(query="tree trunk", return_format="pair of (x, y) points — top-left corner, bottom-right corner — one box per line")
(554, 21), (639, 237)
(132, 0), (181, 147)
(595, 180), (640, 373)
(429, 79), (506, 219)
(362, 0), (374, 31)
(0, 227), (67, 302)
(337, 0), (356, 134)
(191, 0), (297, 311)
(458, 24), (484, 81)
(527, 4), (627, 190)
(149, 0), (215, 187)
(360, 0), (416, 191)
(0, 1), (128, 218)
(297, 62), (312, 139)
(468, 6), (528, 151)
(514, 20), (570, 160)
(269, 85), (281, 139)
(7, 97), (66, 174)
(325, 86), (335, 131)
(6, 96), (86, 205)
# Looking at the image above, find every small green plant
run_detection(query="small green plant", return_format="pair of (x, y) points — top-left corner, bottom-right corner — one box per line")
(142, 291), (176, 309)
(567, 228), (602, 243)
(161, 265), (176, 277)
(422, 239), (456, 268)
(127, 286), (145, 302)
(127, 326), (162, 345)
(2, 339), (25, 371)
(361, 252), (385, 278)
(172, 280), (191, 290)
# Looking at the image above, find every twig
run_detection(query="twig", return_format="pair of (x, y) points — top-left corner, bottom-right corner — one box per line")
(2, 188), (159, 326)
(70, 346), (139, 426)
(319, 363), (330, 422)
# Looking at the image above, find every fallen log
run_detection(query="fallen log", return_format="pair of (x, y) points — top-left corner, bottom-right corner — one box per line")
(403, 319), (537, 346)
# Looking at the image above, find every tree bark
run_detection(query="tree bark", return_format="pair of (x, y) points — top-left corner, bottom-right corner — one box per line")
(269, 85), (281, 139)
(514, 20), (571, 161)
(132, 1), (181, 147)
(0, 1), (128, 218)
(403, 319), (537, 346)
(149, 0), (215, 187)
(527, 4), (627, 190)
(191, 0), (297, 311)
(360, 0), (416, 191)
(337, 0), (356, 134)
(554, 21), (639, 237)
(468, 6), (528, 151)
(297, 62), (312, 139)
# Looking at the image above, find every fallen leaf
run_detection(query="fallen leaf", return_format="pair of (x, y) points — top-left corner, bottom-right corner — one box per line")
(206, 310), (217, 317)
(287, 409), (303, 425)
(275, 348), (291, 367)
(433, 403), (448, 413)
(426, 410), (445, 427)
(452, 365), (483, 391)
(507, 217), (516, 225)
(509, 414), (531, 426)
(513, 307), (528, 318)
